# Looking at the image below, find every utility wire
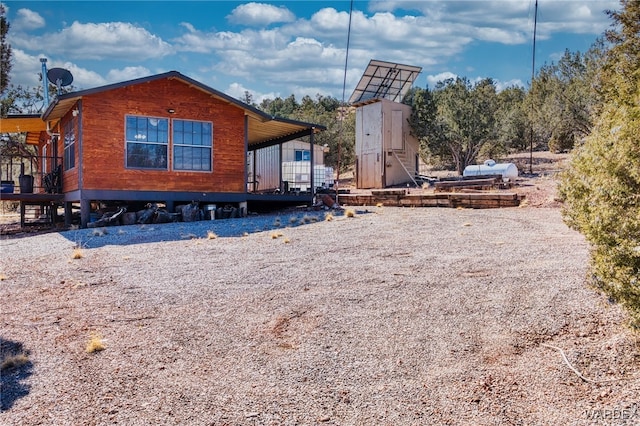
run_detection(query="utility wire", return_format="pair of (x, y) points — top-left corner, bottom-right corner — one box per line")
(336, 0), (353, 205)
(529, 0), (538, 175)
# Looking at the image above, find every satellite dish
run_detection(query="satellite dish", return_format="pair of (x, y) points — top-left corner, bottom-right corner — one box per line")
(47, 68), (73, 95)
(47, 68), (73, 86)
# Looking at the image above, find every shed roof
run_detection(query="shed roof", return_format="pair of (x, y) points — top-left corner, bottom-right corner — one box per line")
(15, 71), (323, 148)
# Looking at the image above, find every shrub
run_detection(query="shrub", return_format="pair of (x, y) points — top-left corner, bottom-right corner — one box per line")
(559, 101), (640, 328)
(559, 0), (640, 329)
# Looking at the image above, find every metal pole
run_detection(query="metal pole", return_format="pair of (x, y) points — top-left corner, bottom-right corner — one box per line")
(529, 0), (538, 175)
(40, 58), (50, 106)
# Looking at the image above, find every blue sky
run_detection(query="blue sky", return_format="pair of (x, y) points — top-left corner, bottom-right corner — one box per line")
(2, 1), (618, 105)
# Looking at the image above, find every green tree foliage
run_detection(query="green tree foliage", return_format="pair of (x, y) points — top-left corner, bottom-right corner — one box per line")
(1, 3), (13, 116)
(527, 43), (606, 153)
(0, 4), (11, 98)
(257, 93), (355, 172)
(240, 90), (257, 108)
(559, 0), (640, 328)
(2, 84), (47, 114)
(290, 94), (355, 173)
(495, 86), (528, 153)
(405, 86), (451, 168)
(259, 94), (299, 118)
(407, 77), (499, 174)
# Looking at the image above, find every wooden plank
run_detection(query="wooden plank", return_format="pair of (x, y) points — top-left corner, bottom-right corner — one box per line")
(337, 191), (521, 208)
(371, 189), (406, 196)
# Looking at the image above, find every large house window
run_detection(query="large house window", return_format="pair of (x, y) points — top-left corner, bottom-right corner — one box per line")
(126, 116), (169, 169)
(63, 117), (76, 170)
(173, 120), (212, 171)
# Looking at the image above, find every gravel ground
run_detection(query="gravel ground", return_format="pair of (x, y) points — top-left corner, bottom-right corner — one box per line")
(1, 205), (640, 425)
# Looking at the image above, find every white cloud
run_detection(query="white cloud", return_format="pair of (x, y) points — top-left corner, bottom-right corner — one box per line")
(6, 49), (44, 88)
(425, 72), (458, 87)
(12, 21), (173, 61)
(15, 8), (45, 30)
(495, 78), (525, 91)
(175, 24), (289, 53)
(57, 63), (106, 89)
(5, 49), (106, 91)
(227, 2), (295, 27)
(175, 5), (473, 99)
(368, 0), (616, 41)
(4, 0), (618, 102)
(105, 67), (153, 84)
(225, 81), (278, 105)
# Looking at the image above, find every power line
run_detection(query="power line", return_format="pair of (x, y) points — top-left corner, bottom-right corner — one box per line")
(336, 0), (354, 204)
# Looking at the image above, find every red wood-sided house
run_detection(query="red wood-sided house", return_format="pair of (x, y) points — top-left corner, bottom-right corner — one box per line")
(0, 71), (325, 227)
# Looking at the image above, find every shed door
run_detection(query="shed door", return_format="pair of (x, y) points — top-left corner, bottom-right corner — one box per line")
(358, 152), (382, 189)
(357, 105), (383, 188)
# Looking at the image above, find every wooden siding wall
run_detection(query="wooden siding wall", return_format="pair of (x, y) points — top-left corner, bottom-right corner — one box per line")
(79, 78), (246, 193)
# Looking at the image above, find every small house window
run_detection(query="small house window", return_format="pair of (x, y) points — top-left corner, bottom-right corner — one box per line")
(295, 149), (310, 161)
(63, 117), (76, 170)
(173, 120), (213, 171)
(126, 116), (168, 169)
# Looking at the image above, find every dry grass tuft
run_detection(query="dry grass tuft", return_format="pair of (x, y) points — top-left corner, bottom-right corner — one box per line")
(206, 231), (217, 240)
(73, 281), (87, 289)
(86, 333), (105, 353)
(345, 209), (356, 218)
(0, 273), (6, 281)
(1, 353), (29, 371)
(289, 216), (299, 224)
(71, 248), (83, 259)
(242, 232), (249, 237)
(376, 202), (384, 208)
(283, 237), (291, 244)
(325, 213), (334, 221)
(271, 231), (284, 239)
(463, 222), (472, 227)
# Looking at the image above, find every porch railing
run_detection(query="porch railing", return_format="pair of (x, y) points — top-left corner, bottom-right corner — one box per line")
(1, 154), (63, 194)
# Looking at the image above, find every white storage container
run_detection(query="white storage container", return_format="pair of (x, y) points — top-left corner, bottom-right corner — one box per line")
(463, 159), (518, 179)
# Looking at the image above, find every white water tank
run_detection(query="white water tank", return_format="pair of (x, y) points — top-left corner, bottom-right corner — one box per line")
(463, 159), (518, 179)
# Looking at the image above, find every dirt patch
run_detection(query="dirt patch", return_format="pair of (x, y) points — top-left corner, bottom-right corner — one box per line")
(1, 203), (639, 424)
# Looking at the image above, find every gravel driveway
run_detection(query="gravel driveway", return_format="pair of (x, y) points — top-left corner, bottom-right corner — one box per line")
(1, 206), (639, 425)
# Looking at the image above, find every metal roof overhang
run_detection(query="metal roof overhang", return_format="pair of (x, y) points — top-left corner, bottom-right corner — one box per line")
(0, 114), (48, 133)
(247, 116), (322, 149)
